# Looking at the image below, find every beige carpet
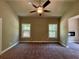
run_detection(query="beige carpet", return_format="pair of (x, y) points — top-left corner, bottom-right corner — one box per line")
(0, 43), (79, 59)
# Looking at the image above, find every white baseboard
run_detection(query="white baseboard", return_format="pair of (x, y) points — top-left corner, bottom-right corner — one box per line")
(20, 41), (59, 43)
(59, 42), (66, 47)
(0, 42), (19, 55)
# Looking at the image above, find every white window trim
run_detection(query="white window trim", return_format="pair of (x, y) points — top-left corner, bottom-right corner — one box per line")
(48, 24), (57, 38)
(21, 24), (31, 38)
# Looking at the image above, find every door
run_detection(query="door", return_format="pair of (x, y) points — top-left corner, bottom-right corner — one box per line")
(0, 18), (2, 52)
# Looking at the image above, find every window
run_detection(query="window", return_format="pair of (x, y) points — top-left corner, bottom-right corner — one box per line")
(49, 24), (57, 38)
(22, 24), (31, 38)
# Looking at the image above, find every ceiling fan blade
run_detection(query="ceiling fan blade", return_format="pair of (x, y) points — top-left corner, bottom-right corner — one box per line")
(32, 3), (37, 8)
(44, 10), (50, 12)
(30, 10), (36, 13)
(43, 0), (50, 8)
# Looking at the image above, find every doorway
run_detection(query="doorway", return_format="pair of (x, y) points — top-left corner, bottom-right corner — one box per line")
(67, 15), (79, 50)
(68, 15), (79, 43)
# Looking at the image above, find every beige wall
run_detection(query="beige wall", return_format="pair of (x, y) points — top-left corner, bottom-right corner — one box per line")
(60, 1), (79, 46)
(0, 0), (19, 50)
(20, 17), (60, 42)
(60, 16), (68, 46)
(0, 18), (2, 52)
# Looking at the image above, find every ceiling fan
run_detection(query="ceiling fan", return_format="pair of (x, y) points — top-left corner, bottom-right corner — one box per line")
(30, 0), (51, 16)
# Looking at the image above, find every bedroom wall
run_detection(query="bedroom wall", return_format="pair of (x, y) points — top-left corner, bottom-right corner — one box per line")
(0, 0), (19, 51)
(0, 18), (2, 53)
(19, 17), (60, 42)
(60, 15), (69, 46)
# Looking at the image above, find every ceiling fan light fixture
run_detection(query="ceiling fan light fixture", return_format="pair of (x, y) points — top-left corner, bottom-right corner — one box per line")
(37, 7), (43, 14)
(29, 0), (51, 16)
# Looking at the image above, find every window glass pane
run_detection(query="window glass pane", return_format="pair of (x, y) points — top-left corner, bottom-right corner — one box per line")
(49, 24), (57, 38)
(22, 24), (31, 38)
(49, 24), (57, 31)
(22, 31), (30, 38)
(49, 32), (56, 38)
(22, 24), (30, 30)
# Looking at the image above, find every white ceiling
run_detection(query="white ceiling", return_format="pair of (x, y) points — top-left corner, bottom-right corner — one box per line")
(5, 0), (77, 17)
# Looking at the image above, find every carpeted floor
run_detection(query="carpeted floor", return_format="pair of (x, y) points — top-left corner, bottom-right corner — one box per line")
(0, 43), (79, 59)
(67, 42), (79, 51)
